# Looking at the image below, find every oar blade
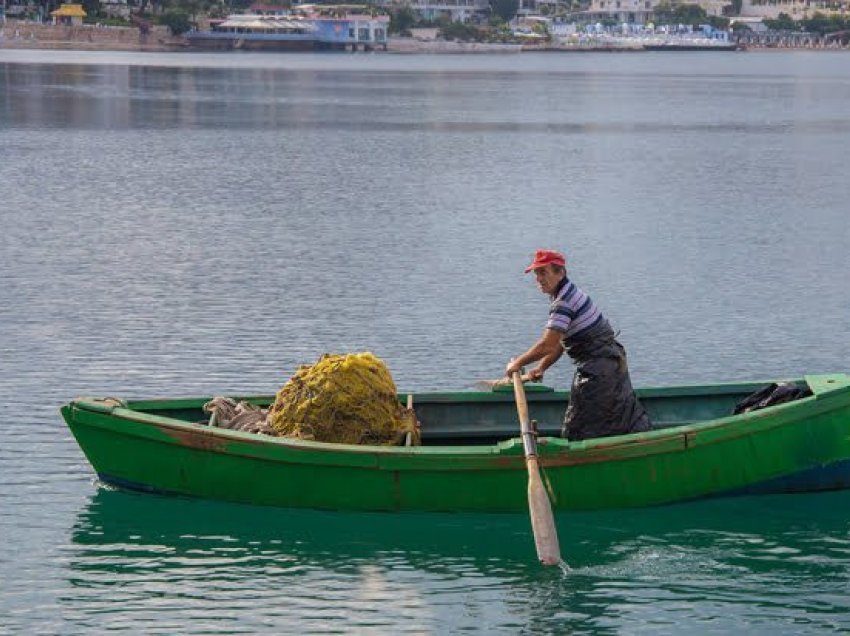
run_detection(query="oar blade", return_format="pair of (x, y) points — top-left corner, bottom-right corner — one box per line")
(527, 458), (562, 566)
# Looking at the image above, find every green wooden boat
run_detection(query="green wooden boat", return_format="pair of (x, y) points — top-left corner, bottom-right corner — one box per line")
(60, 374), (850, 513)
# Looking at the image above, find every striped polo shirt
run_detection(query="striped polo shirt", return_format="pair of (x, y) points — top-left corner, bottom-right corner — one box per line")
(546, 277), (607, 341)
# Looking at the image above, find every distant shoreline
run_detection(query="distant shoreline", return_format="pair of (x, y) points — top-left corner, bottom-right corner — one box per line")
(1, 21), (848, 54)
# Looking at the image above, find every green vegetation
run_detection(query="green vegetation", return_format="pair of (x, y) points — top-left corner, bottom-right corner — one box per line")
(651, 3), (728, 29)
(764, 12), (796, 31)
(438, 21), (486, 42)
(652, 3), (707, 27)
(490, 0), (519, 23)
(797, 12), (850, 34)
(531, 20), (550, 37)
(161, 9), (192, 34)
(83, 16), (133, 26)
(27, 0), (230, 29)
(388, 4), (416, 35)
(707, 15), (730, 29)
(81, 0), (102, 19)
(764, 11), (850, 34)
(382, 4), (538, 44)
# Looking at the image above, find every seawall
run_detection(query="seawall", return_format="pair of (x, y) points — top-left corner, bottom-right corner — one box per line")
(0, 19), (186, 51)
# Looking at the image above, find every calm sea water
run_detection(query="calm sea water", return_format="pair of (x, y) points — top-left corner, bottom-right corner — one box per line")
(1, 49), (849, 634)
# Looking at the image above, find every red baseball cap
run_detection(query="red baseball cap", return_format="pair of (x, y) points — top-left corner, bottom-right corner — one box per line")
(524, 249), (566, 273)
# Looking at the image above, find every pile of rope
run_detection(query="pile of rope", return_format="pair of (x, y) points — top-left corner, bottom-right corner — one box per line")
(203, 352), (419, 446)
(203, 397), (274, 435)
(268, 352), (418, 445)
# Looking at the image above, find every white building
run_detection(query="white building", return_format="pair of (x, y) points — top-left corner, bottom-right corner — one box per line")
(391, 0), (490, 22)
(581, 0), (730, 23)
(103, 0), (131, 19)
(582, 0), (655, 23)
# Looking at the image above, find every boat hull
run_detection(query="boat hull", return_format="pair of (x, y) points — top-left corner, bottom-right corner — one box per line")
(61, 374), (850, 512)
(643, 43), (740, 51)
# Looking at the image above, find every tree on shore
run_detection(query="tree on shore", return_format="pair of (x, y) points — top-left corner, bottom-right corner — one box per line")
(708, 15), (729, 29)
(490, 0), (518, 23)
(801, 12), (850, 35)
(388, 4), (416, 35)
(763, 12), (795, 31)
(161, 9), (192, 34)
(439, 21), (486, 41)
(763, 12), (850, 34)
(653, 3), (709, 27)
(82, 0), (102, 19)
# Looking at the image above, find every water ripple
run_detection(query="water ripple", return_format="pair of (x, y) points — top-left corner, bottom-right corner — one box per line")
(3, 51), (850, 634)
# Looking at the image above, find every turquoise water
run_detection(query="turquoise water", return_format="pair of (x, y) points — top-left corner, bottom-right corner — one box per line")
(1, 49), (849, 633)
(10, 486), (850, 633)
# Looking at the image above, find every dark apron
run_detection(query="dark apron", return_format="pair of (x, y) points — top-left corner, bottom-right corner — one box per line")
(560, 320), (651, 441)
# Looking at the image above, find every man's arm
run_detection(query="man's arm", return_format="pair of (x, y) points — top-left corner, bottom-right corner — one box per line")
(529, 346), (564, 381)
(506, 329), (563, 378)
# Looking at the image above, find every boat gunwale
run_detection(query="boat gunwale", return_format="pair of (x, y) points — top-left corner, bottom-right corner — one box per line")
(120, 377), (814, 412)
(63, 374), (850, 468)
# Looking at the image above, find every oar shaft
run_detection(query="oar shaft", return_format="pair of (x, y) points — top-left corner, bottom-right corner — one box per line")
(512, 373), (538, 458)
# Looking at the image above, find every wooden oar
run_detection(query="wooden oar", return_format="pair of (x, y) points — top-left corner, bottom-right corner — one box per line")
(475, 372), (535, 391)
(512, 371), (562, 566)
(405, 394), (414, 447)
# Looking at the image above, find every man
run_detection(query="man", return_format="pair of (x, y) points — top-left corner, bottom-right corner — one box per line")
(506, 249), (651, 441)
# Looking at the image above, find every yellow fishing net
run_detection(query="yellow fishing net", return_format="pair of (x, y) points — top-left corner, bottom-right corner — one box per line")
(267, 352), (419, 445)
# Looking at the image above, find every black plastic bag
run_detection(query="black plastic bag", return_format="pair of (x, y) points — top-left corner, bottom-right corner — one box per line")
(733, 382), (811, 415)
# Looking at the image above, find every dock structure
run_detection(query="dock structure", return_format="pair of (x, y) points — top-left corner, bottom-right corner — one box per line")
(187, 8), (389, 51)
(734, 30), (850, 48)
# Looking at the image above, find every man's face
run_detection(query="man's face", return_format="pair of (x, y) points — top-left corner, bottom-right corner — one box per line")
(534, 266), (562, 295)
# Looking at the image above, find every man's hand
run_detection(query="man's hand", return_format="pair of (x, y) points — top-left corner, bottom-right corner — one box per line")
(527, 367), (545, 382)
(506, 329), (562, 379)
(505, 359), (524, 377)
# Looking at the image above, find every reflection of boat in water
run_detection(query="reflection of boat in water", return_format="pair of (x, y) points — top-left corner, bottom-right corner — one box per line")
(70, 489), (540, 574)
(63, 491), (850, 632)
(61, 374), (850, 513)
(70, 486), (850, 574)
(64, 490), (541, 629)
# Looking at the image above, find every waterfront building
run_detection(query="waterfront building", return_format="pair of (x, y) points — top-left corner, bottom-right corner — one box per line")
(370, 0), (572, 22)
(50, 3), (86, 25)
(188, 5), (389, 50)
(581, 0), (654, 24)
(579, 0), (729, 23)
(102, 0), (130, 19)
(369, 0), (489, 22)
